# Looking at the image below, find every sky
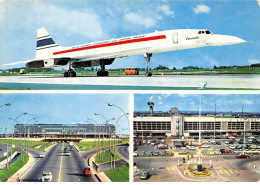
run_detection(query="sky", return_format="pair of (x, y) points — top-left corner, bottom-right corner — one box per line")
(0, 0), (260, 70)
(134, 94), (260, 113)
(0, 93), (130, 134)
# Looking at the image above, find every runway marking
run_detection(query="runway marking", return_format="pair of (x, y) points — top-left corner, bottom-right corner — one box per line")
(229, 170), (234, 174)
(58, 144), (64, 182)
(224, 170), (229, 175)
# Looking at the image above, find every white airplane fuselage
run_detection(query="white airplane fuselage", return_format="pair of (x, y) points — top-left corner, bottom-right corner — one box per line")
(41, 29), (245, 64)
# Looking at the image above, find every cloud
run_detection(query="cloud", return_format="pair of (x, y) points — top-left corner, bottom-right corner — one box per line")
(241, 99), (253, 105)
(193, 4), (211, 14)
(31, 1), (110, 41)
(149, 96), (154, 101)
(248, 58), (260, 64)
(202, 54), (219, 66)
(124, 12), (156, 28)
(158, 5), (174, 18)
(157, 95), (162, 100)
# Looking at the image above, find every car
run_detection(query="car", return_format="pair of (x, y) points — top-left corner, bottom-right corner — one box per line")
(161, 151), (167, 156)
(39, 153), (45, 158)
(229, 141), (234, 144)
(224, 141), (229, 144)
(250, 145), (257, 149)
(248, 136), (255, 139)
(140, 171), (150, 180)
(133, 152), (138, 157)
(142, 140), (146, 144)
(134, 146), (137, 151)
(202, 145), (210, 148)
(236, 154), (250, 158)
(229, 136), (235, 139)
(147, 151), (153, 156)
(232, 150), (240, 154)
(238, 141), (244, 144)
(235, 145), (242, 149)
(83, 167), (91, 176)
(153, 151), (160, 156)
(158, 144), (168, 149)
(216, 141), (221, 145)
(220, 149), (226, 154)
(70, 147), (74, 151)
(139, 151), (146, 156)
(214, 149), (221, 155)
(136, 142), (141, 146)
(226, 149), (233, 154)
(41, 171), (52, 182)
(147, 140), (151, 144)
(229, 145), (235, 149)
(151, 142), (155, 146)
(189, 146), (196, 150)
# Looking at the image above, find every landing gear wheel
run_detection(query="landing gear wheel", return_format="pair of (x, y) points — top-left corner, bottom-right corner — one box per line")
(69, 71), (76, 77)
(64, 72), (69, 77)
(97, 71), (109, 76)
(145, 72), (152, 77)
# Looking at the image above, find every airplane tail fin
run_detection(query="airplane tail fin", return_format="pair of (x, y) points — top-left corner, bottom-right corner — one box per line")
(36, 28), (60, 59)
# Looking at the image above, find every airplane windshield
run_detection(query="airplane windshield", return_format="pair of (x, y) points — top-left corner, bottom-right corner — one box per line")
(198, 30), (212, 34)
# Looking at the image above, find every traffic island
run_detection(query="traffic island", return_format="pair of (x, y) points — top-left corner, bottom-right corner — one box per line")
(186, 165), (210, 177)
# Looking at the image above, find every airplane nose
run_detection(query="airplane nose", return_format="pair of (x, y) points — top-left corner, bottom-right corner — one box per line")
(227, 36), (247, 45)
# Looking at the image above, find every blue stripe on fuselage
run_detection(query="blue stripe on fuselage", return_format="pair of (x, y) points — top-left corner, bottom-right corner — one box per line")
(37, 38), (56, 47)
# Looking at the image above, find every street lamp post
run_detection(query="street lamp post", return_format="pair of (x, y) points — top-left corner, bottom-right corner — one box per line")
(197, 95), (203, 172)
(10, 112), (27, 166)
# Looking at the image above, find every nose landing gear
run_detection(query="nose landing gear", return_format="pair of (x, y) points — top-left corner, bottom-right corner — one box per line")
(144, 53), (152, 77)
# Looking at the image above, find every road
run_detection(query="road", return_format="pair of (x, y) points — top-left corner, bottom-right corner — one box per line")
(22, 143), (97, 182)
(115, 144), (129, 162)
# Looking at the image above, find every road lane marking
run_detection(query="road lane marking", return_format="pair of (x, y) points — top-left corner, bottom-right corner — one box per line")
(141, 169), (143, 172)
(58, 144), (64, 182)
(167, 167), (170, 171)
(229, 170), (234, 174)
(234, 170), (239, 174)
(171, 167), (175, 170)
(219, 170), (224, 174)
(152, 168), (154, 171)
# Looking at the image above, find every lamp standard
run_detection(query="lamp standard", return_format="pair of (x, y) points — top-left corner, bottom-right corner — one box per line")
(10, 112), (27, 167)
(197, 95), (203, 172)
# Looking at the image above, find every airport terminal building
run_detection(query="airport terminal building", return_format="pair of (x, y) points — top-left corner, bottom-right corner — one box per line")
(14, 123), (115, 138)
(134, 107), (260, 138)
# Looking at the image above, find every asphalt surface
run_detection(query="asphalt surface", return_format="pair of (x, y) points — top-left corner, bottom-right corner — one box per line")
(22, 143), (97, 182)
(115, 144), (129, 162)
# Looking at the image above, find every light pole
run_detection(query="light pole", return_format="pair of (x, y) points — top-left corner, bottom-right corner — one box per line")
(10, 112), (27, 166)
(197, 94), (203, 172)
(243, 117), (248, 153)
(108, 103), (129, 123)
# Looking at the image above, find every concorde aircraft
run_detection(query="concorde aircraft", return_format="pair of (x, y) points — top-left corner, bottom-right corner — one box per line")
(4, 28), (246, 77)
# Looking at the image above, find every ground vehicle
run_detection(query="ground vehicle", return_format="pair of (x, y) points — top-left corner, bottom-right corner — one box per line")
(83, 167), (91, 176)
(158, 144), (168, 149)
(229, 145), (235, 149)
(248, 136), (255, 139)
(224, 141), (229, 144)
(214, 149), (221, 155)
(216, 141), (221, 145)
(140, 171), (150, 180)
(202, 145), (210, 148)
(229, 136), (235, 139)
(139, 151), (146, 156)
(161, 151), (167, 156)
(125, 68), (139, 75)
(153, 151), (160, 156)
(41, 171), (52, 182)
(147, 151), (153, 156)
(133, 152), (138, 157)
(39, 153), (45, 158)
(236, 154), (250, 158)
(226, 149), (233, 154)
(208, 149), (214, 155)
(220, 149), (226, 154)
(64, 148), (70, 156)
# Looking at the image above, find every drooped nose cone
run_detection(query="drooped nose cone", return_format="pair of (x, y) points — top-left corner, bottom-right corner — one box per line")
(209, 35), (247, 46)
(226, 35), (247, 45)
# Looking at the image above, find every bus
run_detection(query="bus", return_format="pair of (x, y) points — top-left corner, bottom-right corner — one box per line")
(125, 68), (139, 75)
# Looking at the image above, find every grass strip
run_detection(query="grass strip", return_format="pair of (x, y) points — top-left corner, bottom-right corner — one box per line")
(105, 165), (129, 182)
(0, 153), (29, 182)
(75, 139), (129, 151)
(0, 148), (19, 162)
(0, 139), (50, 151)
(95, 149), (121, 164)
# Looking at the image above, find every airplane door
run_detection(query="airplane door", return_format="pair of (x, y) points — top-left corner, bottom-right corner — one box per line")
(173, 33), (178, 44)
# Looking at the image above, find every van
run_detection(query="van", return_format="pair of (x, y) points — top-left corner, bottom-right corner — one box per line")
(125, 68), (139, 75)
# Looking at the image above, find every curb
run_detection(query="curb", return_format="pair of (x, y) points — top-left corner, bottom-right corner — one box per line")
(44, 143), (56, 152)
(7, 152), (35, 182)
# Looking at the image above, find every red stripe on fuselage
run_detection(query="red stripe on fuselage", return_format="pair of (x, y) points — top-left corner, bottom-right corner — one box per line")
(53, 35), (166, 55)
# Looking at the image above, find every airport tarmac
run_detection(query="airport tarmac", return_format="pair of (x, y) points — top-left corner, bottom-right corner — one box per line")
(0, 74), (259, 90)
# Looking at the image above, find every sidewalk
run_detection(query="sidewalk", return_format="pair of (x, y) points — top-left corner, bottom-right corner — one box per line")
(88, 152), (112, 182)
(8, 152), (35, 182)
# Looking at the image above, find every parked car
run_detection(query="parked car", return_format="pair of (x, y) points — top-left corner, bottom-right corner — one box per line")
(153, 151), (160, 156)
(220, 149), (226, 154)
(229, 145), (235, 149)
(140, 171), (150, 180)
(202, 145), (210, 148)
(216, 141), (221, 145)
(40, 171), (52, 182)
(133, 152), (138, 157)
(158, 144), (168, 149)
(224, 141), (230, 144)
(161, 151), (167, 156)
(147, 151), (153, 156)
(139, 151), (146, 156)
(248, 136), (255, 139)
(83, 167), (91, 176)
(236, 154), (250, 158)
(214, 149), (221, 155)
(226, 149), (233, 154)
(229, 136), (235, 139)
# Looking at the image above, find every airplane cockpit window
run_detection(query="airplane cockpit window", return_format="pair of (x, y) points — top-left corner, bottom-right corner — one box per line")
(198, 30), (212, 34)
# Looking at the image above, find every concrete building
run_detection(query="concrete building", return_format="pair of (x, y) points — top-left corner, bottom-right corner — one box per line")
(14, 123), (115, 138)
(134, 108), (260, 138)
